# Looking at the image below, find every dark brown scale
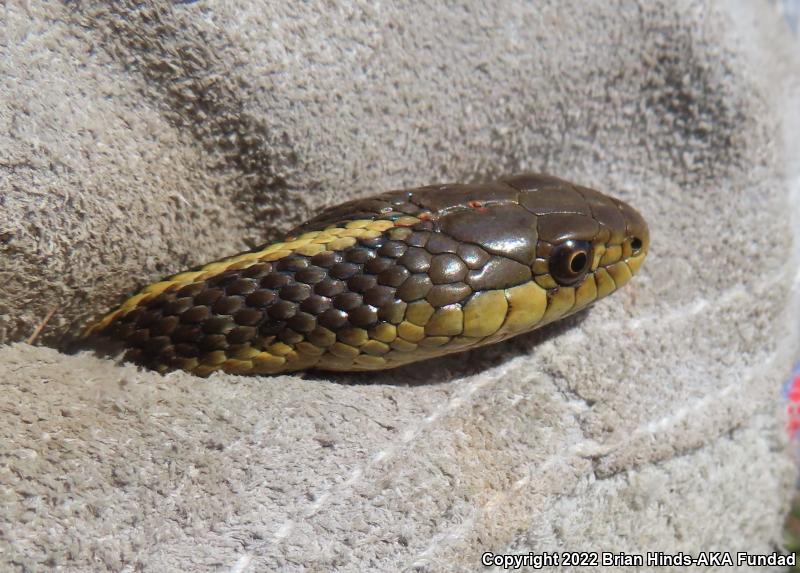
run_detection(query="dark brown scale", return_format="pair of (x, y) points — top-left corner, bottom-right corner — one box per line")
(233, 308), (264, 326)
(261, 273), (292, 289)
(300, 295), (332, 315)
(260, 320), (287, 335)
(181, 306), (211, 323)
(156, 345), (176, 361)
(150, 315), (179, 336)
(427, 283), (473, 307)
(457, 244), (490, 269)
(246, 290), (277, 307)
(364, 257), (394, 275)
(424, 233), (460, 254)
(411, 182), (519, 212)
(396, 274), (433, 301)
(536, 213), (599, 244)
(311, 251), (343, 268)
(428, 254), (468, 284)
(226, 278), (258, 296)
(517, 185), (591, 217)
(234, 308), (264, 326)
(347, 274), (377, 293)
(200, 334), (228, 352)
(276, 256), (309, 272)
(412, 220), (435, 232)
(319, 308), (349, 330)
(163, 297), (194, 316)
(406, 232), (430, 248)
(173, 324), (202, 342)
(378, 300), (407, 324)
(577, 188), (627, 235)
(212, 296), (243, 316)
(242, 262), (273, 278)
(536, 241), (553, 258)
(330, 262), (360, 280)
(308, 327), (336, 347)
(333, 292), (363, 311)
(378, 266), (410, 287)
(123, 348), (144, 365)
(288, 312), (317, 333)
(128, 329), (150, 346)
(122, 308), (144, 324)
(145, 336), (173, 354)
(176, 282), (205, 298)
(438, 204), (539, 265)
(136, 310), (160, 328)
(163, 346), (181, 361)
(113, 322), (136, 339)
(315, 278), (346, 297)
(359, 236), (386, 249)
(279, 327), (304, 344)
(385, 191), (413, 205)
(466, 257), (532, 290)
(227, 325), (257, 344)
(175, 342), (200, 358)
(354, 198), (393, 213)
(364, 285), (396, 308)
(144, 293), (169, 309)
(202, 315), (236, 334)
(345, 247), (376, 264)
(398, 247), (431, 274)
(208, 271), (240, 289)
(348, 305), (379, 327)
(378, 241), (407, 258)
(395, 202), (422, 214)
(295, 266), (327, 284)
(195, 287), (224, 306)
(268, 300), (297, 320)
(279, 283), (312, 302)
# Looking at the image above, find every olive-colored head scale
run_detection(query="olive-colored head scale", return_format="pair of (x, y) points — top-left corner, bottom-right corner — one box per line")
(82, 173), (649, 376)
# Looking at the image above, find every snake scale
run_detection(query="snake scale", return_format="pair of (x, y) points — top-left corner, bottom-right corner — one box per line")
(81, 173), (649, 376)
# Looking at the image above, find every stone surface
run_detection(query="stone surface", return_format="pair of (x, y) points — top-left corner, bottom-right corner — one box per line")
(1, 0), (799, 571)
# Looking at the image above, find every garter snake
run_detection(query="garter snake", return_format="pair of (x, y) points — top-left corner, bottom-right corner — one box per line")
(81, 173), (649, 376)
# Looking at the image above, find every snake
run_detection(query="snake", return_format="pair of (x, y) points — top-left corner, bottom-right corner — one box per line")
(80, 172), (649, 376)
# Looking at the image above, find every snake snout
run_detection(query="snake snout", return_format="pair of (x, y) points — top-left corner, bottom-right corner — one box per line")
(615, 199), (649, 274)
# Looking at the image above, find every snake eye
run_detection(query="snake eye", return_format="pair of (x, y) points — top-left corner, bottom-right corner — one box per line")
(630, 237), (643, 254)
(549, 240), (593, 286)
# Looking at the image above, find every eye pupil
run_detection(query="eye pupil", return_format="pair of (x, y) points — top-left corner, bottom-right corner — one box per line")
(631, 237), (643, 252)
(570, 252), (587, 273)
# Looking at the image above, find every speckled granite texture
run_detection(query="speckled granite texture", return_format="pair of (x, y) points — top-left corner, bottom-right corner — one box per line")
(1, 1), (799, 571)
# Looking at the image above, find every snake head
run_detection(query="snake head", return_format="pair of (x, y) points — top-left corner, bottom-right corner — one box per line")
(500, 173), (648, 317)
(403, 172), (649, 331)
(409, 172), (647, 279)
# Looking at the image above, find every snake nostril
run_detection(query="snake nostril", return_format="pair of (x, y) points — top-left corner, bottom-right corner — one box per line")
(631, 237), (643, 253)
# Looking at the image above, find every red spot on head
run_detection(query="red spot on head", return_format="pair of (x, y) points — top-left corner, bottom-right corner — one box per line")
(467, 199), (490, 214)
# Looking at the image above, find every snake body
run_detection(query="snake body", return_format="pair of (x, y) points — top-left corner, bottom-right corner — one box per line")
(82, 173), (649, 376)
